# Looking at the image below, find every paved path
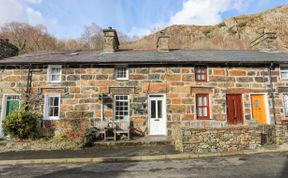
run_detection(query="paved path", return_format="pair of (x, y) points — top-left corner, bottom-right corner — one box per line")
(0, 145), (177, 160)
(0, 152), (287, 178)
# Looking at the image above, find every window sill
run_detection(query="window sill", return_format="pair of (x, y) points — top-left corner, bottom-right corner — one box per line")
(47, 81), (62, 83)
(196, 118), (212, 120)
(43, 117), (60, 120)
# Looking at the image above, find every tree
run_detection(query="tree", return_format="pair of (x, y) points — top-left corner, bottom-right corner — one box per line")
(0, 22), (57, 54)
(81, 23), (103, 50)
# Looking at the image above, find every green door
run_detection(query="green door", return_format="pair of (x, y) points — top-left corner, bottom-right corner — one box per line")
(6, 100), (19, 117)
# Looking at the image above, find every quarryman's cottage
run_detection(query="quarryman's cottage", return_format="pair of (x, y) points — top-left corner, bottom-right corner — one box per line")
(0, 28), (288, 152)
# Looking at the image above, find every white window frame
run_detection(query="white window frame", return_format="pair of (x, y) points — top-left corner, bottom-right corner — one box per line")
(114, 95), (130, 121)
(115, 66), (129, 80)
(44, 94), (61, 120)
(47, 65), (62, 82)
(280, 65), (288, 80)
(283, 94), (288, 117)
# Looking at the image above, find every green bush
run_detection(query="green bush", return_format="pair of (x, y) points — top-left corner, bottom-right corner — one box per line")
(202, 29), (211, 37)
(2, 110), (40, 139)
(237, 22), (247, 28)
(217, 22), (226, 28)
(78, 127), (99, 148)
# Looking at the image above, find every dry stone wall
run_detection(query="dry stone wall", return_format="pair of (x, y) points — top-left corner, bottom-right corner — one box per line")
(172, 125), (278, 153)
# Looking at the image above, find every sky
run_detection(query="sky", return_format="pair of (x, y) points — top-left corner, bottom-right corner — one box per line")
(0, 0), (287, 39)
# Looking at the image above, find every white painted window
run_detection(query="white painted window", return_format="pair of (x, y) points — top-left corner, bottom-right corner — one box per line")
(280, 66), (288, 80)
(283, 95), (288, 117)
(114, 95), (129, 121)
(44, 94), (60, 120)
(115, 66), (128, 80)
(48, 65), (62, 82)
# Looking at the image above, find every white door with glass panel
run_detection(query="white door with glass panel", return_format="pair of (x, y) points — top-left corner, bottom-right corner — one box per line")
(149, 95), (167, 135)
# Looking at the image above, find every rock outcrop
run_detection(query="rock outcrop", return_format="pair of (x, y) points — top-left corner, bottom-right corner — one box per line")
(123, 5), (288, 51)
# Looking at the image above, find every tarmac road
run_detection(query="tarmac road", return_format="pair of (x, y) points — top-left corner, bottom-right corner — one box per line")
(0, 152), (287, 178)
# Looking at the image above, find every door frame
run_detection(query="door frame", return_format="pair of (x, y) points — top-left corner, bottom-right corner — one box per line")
(249, 93), (270, 125)
(226, 94), (244, 125)
(0, 94), (21, 137)
(148, 94), (167, 136)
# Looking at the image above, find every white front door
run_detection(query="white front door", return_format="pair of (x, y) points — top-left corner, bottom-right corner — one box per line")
(149, 95), (167, 135)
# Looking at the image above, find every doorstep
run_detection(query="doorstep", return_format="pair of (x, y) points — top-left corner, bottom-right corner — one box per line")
(94, 136), (172, 147)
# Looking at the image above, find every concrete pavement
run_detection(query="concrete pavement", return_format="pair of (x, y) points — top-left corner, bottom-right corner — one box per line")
(0, 152), (288, 178)
(0, 143), (287, 165)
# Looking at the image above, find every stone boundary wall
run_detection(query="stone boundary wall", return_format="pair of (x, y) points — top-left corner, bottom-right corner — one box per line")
(171, 125), (286, 153)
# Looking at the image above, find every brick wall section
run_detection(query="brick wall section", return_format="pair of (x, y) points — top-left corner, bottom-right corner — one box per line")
(171, 125), (277, 153)
(0, 64), (288, 136)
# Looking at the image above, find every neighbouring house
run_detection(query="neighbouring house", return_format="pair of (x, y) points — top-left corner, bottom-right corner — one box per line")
(0, 28), (287, 150)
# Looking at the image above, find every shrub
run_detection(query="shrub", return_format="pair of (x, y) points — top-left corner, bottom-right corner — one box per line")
(202, 29), (211, 37)
(78, 127), (99, 148)
(237, 22), (247, 28)
(2, 110), (40, 139)
(228, 28), (237, 35)
(217, 22), (226, 28)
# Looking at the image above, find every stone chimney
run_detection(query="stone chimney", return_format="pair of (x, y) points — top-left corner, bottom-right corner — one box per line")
(157, 31), (170, 52)
(103, 27), (119, 53)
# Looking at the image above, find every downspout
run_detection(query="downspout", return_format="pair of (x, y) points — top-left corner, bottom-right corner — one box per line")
(269, 63), (277, 125)
(101, 94), (103, 122)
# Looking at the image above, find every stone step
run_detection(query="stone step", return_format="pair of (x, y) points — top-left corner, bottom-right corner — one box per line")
(94, 136), (172, 147)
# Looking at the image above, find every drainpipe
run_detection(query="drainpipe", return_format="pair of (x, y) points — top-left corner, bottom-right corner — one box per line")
(269, 63), (277, 125)
(101, 94), (103, 122)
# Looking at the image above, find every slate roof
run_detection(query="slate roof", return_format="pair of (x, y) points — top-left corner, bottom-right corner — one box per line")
(0, 49), (287, 65)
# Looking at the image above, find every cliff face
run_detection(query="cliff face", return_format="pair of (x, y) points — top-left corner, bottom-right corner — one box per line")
(0, 39), (19, 59)
(123, 5), (288, 51)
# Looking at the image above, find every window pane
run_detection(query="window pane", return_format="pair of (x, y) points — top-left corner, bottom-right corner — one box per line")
(151, 100), (156, 118)
(158, 100), (162, 118)
(197, 108), (202, 117)
(281, 72), (288, 79)
(49, 107), (54, 117)
(284, 95), (288, 117)
(52, 75), (60, 81)
(197, 96), (202, 106)
(48, 97), (54, 106)
(54, 107), (59, 116)
(203, 97), (207, 106)
(54, 97), (59, 106)
(51, 67), (61, 74)
(203, 107), (208, 117)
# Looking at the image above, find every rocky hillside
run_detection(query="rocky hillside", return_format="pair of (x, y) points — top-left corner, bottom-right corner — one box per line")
(122, 5), (288, 51)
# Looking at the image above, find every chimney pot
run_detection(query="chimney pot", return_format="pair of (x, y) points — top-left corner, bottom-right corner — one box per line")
(103, 27), (119, 53)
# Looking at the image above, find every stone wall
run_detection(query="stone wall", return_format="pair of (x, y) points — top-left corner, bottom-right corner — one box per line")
(171, 125), (278, 153)
(0, 64), (288, 137)
(0, 39), (18, 59)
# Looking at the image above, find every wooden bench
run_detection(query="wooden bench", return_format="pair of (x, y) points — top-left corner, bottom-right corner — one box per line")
(114, 120), (130, 141)
(89, 118), (106, 140)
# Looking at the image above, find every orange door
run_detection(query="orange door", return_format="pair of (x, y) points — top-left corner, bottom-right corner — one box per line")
(251, 94), (267, 124)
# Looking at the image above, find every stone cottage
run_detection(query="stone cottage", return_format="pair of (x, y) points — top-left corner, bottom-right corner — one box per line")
(0, 28), (288, 142)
